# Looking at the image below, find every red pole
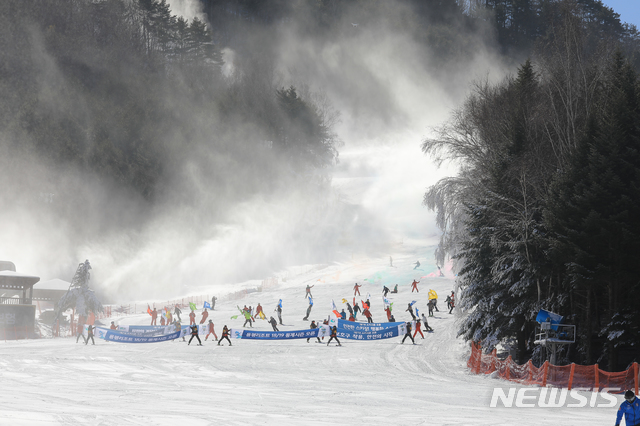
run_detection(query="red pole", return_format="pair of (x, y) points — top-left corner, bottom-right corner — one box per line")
(568, 363), (576, 390)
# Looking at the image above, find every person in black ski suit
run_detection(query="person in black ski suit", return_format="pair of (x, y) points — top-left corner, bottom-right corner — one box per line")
(327, 325), (341, 346)
(346, 303), (354, 317)
(218, 325), (232, 346)
(275, 304), (283, 325)
(382, 286), (390, 297)
(188, 324), (202, 345)
(428, 299), (435, 317)
(174, 305), (182, 321)
(446, 291), (455, 314)
(307, 320), (321, 343)
(406, 303), (416, 320)
(85, 325), (95, 345)
(269, 316), (279, 332)
(401, 321), (415, 344)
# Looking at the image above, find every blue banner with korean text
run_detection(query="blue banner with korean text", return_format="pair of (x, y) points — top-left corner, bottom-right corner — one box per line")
(229, 329), (320, 340)
(334, 319), (404, 333)
(319, 324), (404, 340)
(95, 327), (182, 343)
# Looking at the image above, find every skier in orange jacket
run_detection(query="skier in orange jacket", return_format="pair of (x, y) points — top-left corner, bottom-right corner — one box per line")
(413, 319), (425, 339)
(205, 319), (218, 341)
(353, 283), (362, 296)
(200, 309), (209, 324)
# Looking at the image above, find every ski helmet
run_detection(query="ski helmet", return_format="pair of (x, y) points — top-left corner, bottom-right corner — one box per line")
(625, 390), (636, 402)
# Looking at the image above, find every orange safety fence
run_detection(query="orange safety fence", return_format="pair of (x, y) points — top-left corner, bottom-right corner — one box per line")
(468, 341), (639, 394)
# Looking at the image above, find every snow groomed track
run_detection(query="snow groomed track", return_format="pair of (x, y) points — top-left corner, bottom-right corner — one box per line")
(0, 245), (617, 425)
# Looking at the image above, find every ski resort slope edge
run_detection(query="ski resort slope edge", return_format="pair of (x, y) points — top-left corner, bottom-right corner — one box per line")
(0, 245), (618, 425)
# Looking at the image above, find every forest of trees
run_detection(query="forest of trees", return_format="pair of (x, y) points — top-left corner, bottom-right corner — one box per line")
(0, 0), (341, 211)
(423, 2), (640, 371)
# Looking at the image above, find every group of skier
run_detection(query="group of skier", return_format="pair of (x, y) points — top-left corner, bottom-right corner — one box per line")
(99, 271), (454, 349)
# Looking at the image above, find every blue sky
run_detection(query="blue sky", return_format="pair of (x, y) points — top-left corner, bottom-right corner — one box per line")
(602, 1), (640, 28)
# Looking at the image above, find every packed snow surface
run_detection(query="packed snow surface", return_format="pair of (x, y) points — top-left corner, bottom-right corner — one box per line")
(0, 244), (618, 425)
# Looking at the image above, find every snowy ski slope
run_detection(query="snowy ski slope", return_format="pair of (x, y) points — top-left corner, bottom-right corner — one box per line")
(0, 244), (618, 425)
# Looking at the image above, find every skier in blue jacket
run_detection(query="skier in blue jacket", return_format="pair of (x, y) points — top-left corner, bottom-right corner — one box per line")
(616, 390), (640, 426)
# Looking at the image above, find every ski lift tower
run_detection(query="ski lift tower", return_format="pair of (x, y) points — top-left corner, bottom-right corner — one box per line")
(534, 309), (576, 365)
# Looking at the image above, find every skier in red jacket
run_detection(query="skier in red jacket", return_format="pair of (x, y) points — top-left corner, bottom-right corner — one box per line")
(413, 319), (425, 339)
(385, 306), (392, 321)
(363, 308), (373, 323)
(411, 280), (420, 293)
(200, 309), (209, 324)
(189, 310), (196, 325)
(151, 308), (158, 325)
(205, 320), (218, 341)
(353, 283), (362, 296)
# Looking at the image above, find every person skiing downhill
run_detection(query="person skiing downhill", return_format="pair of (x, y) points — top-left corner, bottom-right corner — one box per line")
(401, 322), (415, 344)
(307, 320), (321, 343)
(353, 283), (362, 296)
(413, 261), (420, 270)
(200, 309), (209, 324)
(188, 324), (202, 346)
(616, 390), (640, 426)
(421, 314), (434, 332)
(411, 280), (420, 293)
(218, 325), (232, 346)
(382, 286), (390, 297)
(406, 303), (416, 320)
(269, 316), (279, 332)
(303, 298), (313, 321)
(327, 325), (341, 346)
